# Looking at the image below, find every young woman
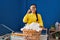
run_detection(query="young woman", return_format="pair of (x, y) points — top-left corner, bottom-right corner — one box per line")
(23, 4), (44, 28)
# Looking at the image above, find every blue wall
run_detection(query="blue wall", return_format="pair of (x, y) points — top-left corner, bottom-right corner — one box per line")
(0, 0), (60, 35)
(0, 0), (26, 35)
(26, 0), (59, 28)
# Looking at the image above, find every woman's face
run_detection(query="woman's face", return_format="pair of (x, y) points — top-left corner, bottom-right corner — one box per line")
(30, 5), (36, 13)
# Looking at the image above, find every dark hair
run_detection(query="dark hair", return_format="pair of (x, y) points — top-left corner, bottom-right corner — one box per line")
(30, 4), (38, 21)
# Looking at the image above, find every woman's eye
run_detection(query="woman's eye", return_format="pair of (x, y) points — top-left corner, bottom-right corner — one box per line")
(32, 7), (36, 8)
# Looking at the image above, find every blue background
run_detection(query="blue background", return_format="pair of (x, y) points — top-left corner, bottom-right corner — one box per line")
(0, 0), (60, 35)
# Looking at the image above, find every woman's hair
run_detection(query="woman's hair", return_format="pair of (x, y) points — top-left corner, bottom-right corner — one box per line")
(30, 4), (38, 21)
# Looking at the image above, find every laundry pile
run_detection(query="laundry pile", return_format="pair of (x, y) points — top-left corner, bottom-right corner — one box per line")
(21, 22), (42, 32)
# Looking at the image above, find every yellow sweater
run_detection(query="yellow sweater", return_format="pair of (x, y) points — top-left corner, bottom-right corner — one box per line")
(23, 13), (44, 27)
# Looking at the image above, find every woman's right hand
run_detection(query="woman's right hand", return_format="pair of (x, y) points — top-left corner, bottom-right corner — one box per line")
(27, 9), (31, 13)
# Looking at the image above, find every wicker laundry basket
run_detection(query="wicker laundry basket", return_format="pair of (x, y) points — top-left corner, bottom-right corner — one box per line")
(23, 29), (41, 40)
(11, 33), (26, 40)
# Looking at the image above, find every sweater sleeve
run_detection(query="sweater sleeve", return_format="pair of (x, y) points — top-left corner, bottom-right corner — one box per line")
(37, 14), (44, 27)
(23, 14), (28, 23)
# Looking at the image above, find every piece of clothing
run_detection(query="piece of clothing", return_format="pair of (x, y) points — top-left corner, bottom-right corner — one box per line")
(23, 13), (44, 27)
(21, 22), (42, 32)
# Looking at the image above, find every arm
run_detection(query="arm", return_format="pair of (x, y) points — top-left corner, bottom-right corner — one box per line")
(38, 14), (44, 28)
(23, 9), (31, 23)
(23, 14), (28, 23)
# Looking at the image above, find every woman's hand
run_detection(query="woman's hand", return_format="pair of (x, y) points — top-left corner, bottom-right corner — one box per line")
(27, 9), (31, 13)
(42, 27), (47, 30)
(40, 26), (47, 30)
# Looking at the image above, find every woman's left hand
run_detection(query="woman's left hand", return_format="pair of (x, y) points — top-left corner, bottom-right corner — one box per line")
(42, 28), (47, 30)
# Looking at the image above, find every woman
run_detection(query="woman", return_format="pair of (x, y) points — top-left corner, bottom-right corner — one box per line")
(22, 4), (44, 40)
(23, 4), (44, 28)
